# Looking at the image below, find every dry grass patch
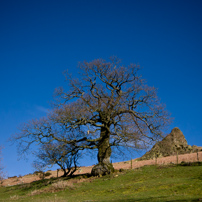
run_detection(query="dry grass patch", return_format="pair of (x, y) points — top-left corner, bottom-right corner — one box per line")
(27, 175), (97, 196)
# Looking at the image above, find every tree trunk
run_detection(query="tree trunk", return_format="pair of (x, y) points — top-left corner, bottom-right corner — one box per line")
(62, 168), (68, 177)
(97, 127), (111, 164)
(91, 127), (114, 176)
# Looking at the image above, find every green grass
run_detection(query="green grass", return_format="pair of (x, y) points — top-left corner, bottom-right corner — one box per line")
(0, 163), (202, 202)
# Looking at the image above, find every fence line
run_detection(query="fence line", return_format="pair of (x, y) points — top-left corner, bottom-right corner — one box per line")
(113, 151), (202, 170)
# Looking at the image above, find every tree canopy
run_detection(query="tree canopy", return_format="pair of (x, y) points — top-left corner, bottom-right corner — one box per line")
(13, 57), (171, 175)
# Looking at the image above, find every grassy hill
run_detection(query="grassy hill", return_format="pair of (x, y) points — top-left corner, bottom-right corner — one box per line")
(0, 163), (202, 202)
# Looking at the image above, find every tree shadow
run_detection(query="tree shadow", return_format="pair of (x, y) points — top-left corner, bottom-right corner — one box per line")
(100, 197), (201, 202)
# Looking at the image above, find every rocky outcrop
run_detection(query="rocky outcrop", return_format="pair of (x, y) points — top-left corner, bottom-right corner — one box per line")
(140, 127), (202, 160)
(91, 163), (114, 176)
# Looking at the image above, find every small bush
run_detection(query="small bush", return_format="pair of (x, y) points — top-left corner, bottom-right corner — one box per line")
(8, 176), (17, 179)
(34, 171), (43, 175)
(45, 172), (52, 177)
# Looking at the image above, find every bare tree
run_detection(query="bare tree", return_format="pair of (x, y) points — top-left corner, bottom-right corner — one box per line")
(12, 57), (171, 175)
(33, 142), (81, 177)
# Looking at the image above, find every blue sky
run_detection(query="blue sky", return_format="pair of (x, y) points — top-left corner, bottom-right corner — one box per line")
(0, 0), (202, 177)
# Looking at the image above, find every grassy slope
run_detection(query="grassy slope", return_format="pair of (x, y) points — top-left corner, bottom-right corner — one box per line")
(0, 164), (202, 202)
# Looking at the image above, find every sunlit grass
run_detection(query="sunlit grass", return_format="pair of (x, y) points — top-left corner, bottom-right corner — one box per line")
(0, 163), (202, 202)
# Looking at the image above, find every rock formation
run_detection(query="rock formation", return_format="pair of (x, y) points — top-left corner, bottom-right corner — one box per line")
(140, 127), (202, 160)
(91, 163), (114, 176)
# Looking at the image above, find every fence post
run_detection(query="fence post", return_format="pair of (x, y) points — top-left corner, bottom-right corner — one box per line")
(176, 150), (179, 165)
(131, 158), (132, 169)
(155, 151), (159, 166)
(57, 169), (59, 178)
(197, 149), (199, 161)
(176, 146), (181, 165)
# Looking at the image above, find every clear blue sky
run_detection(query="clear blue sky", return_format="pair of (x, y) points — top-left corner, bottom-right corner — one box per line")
(0, 0), (202, 177)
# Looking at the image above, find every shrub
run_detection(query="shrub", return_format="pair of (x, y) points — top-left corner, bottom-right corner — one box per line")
(34, 171), (43, 175)
(8, 176), (17, 179)
(45, 172), (52, 177)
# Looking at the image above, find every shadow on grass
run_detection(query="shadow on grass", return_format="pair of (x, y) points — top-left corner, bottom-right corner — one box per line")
(100, 197), (201, 202)
(6, 173), (92, 193)
(179, 161), (202, 166)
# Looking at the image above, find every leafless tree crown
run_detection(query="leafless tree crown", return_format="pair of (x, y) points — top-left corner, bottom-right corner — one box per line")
(12, 57), (172, 167)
